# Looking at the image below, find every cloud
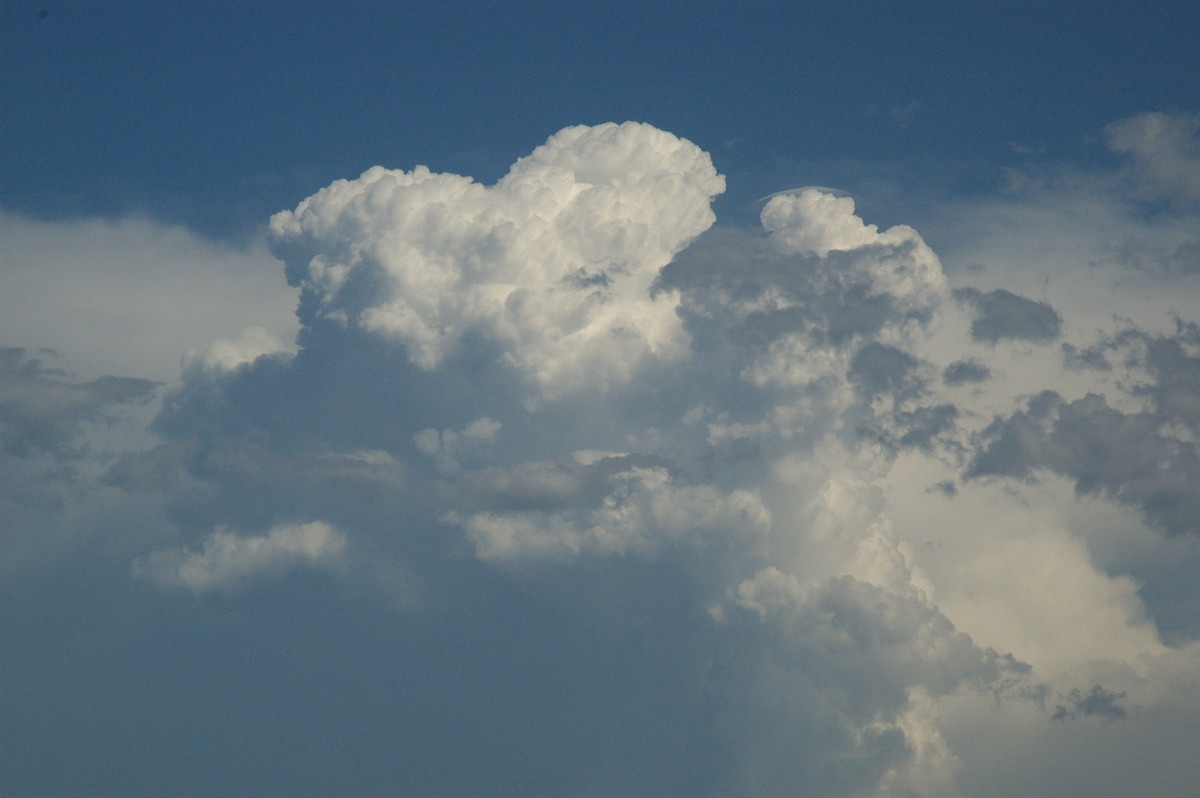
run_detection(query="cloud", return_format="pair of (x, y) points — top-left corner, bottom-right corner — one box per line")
(0, 347), (156, 457)
(1051, 684), (1128, 723)
(450, 459), (772, 565)
(414, 416), (501, 475)
(703, 571), (1027, 797)
(967, 322), (1200, 536)
(953, 287), (1062, 343)
(268, 122), (724, 400)
(1107, 111), (1200, 204)
(127, 126), (1015, 794)
(133, 520), (347, 594)
(0, 211), (298, 382)
(7, 116), (1200, 797)
(942, 358), (990, 385)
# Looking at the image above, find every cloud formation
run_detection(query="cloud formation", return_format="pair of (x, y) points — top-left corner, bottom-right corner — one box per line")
(5, 117), (1200, 797)
(1107, 111), (1200, 204)
(134, 521), (347, 594)
(268, 122), (724, 399)
(953, 287), (1062, 343)
(0, 347), (155, 457)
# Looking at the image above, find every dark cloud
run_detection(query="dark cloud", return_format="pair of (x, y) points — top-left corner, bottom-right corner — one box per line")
(1052, 685), (1128, 723)
(968, 390), (1200, 536)
(895, 404), (960, 450)
(849, 343), (924, 400)
(968, 322), (1200, 535)
(1168, 240), (1200, 273)
(929, 480), (958, 497)
(1112, 239), (1200, 276)
(660, 227), (938, 363)
(942, 358), (991, 385)
(953, 288), (1062, 343)
(1061, 342), (1112, 371)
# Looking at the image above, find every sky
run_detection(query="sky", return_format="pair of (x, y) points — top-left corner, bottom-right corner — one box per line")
(3, 2), (1200, 796)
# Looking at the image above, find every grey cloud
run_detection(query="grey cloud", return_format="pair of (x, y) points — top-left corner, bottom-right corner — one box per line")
(966, 390), (1064, 480)
(942, 358), (991, 385)
(1168, 240), (1200, 273)
(968, 390), (1200, 536)
(0, 347), (156, 457)
(447, 453), (669, 514)
(109, 437), (415, 546)
(1051, 685), (1128, 723)
(1125, 321), (1200, 429)
(849, 342), (923, 400)
(929, 480), (958, 497)
(657, 228), (957, 464)
(894, 404), (960, 450)
(703, 573), (1030, 797)
(953, 288), (1062, 343)
(846, 345), (963, 455)
(660, 229), (936, 362)
(1112, 238), (1200, 276)
(1061, 342), (1112, 371)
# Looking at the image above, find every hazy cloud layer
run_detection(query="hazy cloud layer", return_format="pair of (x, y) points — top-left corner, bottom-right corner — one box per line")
(0, 347), (156, 457)
(4, 117), (1200, 797)
(1107, 111), (1200, 204)
(0, 212), (298, 382)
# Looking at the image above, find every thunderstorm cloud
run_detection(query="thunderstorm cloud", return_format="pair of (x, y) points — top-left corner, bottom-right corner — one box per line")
(5, 117), (1200, 797)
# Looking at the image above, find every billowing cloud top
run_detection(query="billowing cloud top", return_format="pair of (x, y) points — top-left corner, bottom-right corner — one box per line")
(268, 122), (725, 398)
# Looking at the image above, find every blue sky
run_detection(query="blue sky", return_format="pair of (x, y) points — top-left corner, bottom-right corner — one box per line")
(6, 1), (1197, 233)
(4, 3), (1200, 797)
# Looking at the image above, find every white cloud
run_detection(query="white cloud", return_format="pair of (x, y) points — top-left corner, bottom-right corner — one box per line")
(0, 211), (298, 382)
(453, 463), (771, 565)
(8, 114), (1200, 797)
(268, 122), (724, 400)
(186, 326), (292, 374)
(941, 644), (1200, 797)
(761, 188), (945, 314)
(414, 416), (501, 474)
(133, 521), (347, 594)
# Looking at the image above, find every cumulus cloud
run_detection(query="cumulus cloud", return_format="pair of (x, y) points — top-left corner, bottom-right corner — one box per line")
(268, 122), (724, 399)
(133, 520), (347, 594)
(451, 459), (771, 564)
(7, 116), (1200, 797)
